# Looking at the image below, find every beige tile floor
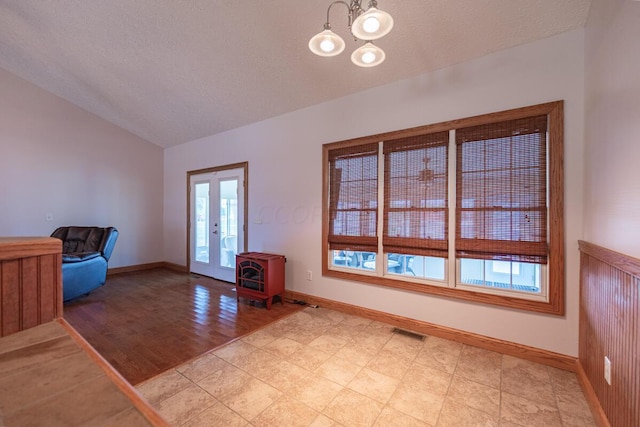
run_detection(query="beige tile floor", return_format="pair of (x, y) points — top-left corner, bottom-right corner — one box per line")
(136, 307), (596, 427)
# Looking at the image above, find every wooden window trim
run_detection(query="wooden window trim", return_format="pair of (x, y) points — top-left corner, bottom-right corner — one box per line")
(322, 101), (565, 315)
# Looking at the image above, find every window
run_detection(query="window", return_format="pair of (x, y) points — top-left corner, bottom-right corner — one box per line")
(322, 102), (564, 315)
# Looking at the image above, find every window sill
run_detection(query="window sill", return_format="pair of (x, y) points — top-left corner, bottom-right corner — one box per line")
(323, 268), (564, 316)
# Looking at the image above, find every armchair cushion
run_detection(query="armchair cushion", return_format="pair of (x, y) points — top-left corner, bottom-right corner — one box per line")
(62, 251), (102, 263)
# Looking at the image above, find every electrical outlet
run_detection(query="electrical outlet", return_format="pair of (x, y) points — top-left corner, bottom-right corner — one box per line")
(306, 270), (312, 281)
(604, 356), (612, 385)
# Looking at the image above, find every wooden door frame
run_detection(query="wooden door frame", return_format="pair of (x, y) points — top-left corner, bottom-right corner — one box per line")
(186, 162), (248, 271)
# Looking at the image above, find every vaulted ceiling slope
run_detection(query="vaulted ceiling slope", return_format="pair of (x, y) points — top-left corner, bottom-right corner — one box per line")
(0, 1), (591, 148)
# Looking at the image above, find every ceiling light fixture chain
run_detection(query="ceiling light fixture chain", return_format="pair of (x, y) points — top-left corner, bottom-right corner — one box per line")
(308, 0), (393, 68)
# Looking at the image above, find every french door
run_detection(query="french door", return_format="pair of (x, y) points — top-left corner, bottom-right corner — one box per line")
(189, 166), (245, 282)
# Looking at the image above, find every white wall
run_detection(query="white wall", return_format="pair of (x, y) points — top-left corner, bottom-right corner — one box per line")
(164, 30), (585, 356)
(584, 0), (640, 259)
(0, 67), (164, 268)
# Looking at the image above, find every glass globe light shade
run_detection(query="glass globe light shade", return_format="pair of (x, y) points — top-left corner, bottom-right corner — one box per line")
(351, 42), (385, 67)
(351, 7), (394, 40)
(308, 29), (345, 57)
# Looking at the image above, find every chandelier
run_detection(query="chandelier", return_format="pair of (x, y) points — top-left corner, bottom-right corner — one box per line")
(308, 0), (394, 67)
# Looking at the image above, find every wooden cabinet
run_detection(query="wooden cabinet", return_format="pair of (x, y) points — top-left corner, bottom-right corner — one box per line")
(0, 237), (62, 337)
(235, 252), (285, 310)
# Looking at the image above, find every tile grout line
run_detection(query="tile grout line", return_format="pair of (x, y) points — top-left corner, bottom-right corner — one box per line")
(138, 308), (594, 427)
(175, 370), (220, 427)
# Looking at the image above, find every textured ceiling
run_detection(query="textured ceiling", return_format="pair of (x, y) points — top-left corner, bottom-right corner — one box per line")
(0, 1), (591, 148)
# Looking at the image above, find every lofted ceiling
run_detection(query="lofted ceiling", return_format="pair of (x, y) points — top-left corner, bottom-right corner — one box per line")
(0, 1), (591, 148)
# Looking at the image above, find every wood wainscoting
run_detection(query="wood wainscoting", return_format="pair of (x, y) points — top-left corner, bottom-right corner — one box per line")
(578, 241), (639, 427)
(0, 237), (62, 337)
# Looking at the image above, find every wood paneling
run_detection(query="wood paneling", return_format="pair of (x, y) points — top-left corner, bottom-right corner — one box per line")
(1, 259), (21, 335)
(579, 240), (639, 427)
(0, 236), (61, 259)
(0, 237), (62, 337)
(576, 361), (612, 427)
(21, 256), (39, 330)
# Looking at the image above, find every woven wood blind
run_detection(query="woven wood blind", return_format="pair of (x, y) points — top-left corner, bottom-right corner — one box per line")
(383, 132), (449, 257)
(455, 115), (548, 263)
(328, 143), (379, 252)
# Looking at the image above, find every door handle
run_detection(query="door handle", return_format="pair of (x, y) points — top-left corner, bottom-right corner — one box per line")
(212, 230), (218, 234)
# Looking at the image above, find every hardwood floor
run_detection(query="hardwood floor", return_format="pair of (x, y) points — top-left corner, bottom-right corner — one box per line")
(63, 268), (302, 385)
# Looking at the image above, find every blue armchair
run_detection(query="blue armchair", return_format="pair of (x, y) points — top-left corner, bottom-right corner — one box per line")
(51, 226), (119, 302)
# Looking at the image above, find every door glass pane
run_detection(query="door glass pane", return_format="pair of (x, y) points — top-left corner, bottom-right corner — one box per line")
(195, 182), (210, 263)
(219, 179), (238, 268)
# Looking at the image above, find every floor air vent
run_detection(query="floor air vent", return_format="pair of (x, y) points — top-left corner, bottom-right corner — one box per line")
(392, 328), (426, 341)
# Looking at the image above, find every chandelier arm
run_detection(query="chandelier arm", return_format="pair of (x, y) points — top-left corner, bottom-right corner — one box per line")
(325, 0), (362, 27)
